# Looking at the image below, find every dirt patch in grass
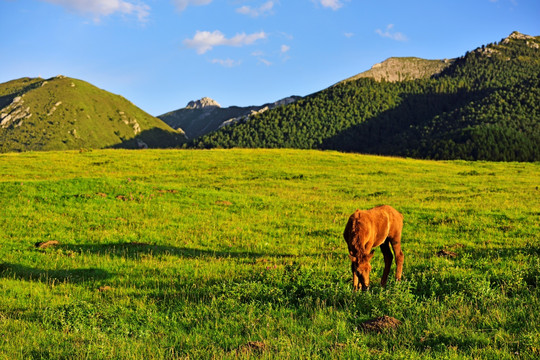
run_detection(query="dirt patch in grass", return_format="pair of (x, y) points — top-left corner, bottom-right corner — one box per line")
(35, 241), (59, 249)
(437, 249), (458, 258)
(236, 341), (267, 355)
(360, 316), (401, 333)
(215, 200), (233, 206)
(156, 189), (178, 194)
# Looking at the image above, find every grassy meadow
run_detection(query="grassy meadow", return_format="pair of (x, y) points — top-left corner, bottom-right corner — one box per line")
(0, 149), (538, 359)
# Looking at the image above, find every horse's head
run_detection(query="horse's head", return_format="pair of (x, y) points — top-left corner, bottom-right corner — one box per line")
(350, 250), (375, 291)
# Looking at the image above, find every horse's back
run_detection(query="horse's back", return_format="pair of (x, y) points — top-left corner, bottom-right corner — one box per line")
(344, 205), (403, 248)
(367, 205), (403, 241)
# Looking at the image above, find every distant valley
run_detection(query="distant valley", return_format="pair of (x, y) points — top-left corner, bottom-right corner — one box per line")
(160, 57), (452, 140)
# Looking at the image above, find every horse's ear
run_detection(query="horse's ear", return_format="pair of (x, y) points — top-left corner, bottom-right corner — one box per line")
(348, 252), (357, 262)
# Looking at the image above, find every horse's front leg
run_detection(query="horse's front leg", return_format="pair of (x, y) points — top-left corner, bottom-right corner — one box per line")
(352, 262), (360, 291)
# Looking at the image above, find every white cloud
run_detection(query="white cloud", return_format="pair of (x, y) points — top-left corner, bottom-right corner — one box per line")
(344, 32), (354, 38)
(258, 58), (272, 66)
(375, 24), (408, 42)
(236, 1), (274, 17)
(172, 0), (212, 12)
(279, 32), (294, 40)
(211, 58), (241, 67)
(41, 0), (150, 21)
(319, 0), (343, 10)
(279, 45), (291, 62)
(250, 51), (272, 66)
(184, 30), (267, 54)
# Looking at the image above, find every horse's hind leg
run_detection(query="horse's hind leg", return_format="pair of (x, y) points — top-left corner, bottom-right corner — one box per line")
(380, 239), (393, 287)
(390, 237), (404, 281)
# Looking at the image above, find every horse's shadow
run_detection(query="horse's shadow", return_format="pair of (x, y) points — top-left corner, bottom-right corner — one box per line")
(0, 262), (111, 283)
(60, 242), (296, 261)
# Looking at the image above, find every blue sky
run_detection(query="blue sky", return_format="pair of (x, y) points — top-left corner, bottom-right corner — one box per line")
(1, 0), (539, 116)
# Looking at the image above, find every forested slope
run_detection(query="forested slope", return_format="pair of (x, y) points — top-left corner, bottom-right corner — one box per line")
(189, 32), (539, 161)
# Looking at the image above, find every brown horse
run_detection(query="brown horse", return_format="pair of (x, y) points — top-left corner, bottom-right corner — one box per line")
(343, 205), (404, 291)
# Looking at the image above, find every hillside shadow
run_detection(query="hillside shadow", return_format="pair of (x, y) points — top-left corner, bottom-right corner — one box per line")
(109, 128), (185, 149)
(60, 242), (296, 260)
(0, 93), (18, 109)
(0, 263), (111, 283)
(0, 80), (46, 109)
(320, 89), (492, 156)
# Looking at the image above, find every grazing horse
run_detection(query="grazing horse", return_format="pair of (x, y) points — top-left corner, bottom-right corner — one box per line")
(343, 205), (404, 291)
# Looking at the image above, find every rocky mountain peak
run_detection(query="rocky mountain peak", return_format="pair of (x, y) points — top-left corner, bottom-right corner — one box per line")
(505, 31), (535, 41)
(501, 31), (539, 49)
(340, 57), (453, 84)
(186, 97), (220, 109)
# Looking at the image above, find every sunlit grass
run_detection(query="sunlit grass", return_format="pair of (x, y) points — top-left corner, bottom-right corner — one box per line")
(0, 149), (538, 359)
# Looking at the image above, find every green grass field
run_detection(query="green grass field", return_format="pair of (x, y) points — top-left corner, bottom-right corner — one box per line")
(0, 149), (538, 359)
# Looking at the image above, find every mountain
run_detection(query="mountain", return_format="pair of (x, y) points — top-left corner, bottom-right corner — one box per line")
(340, 57), (454, 83)
(158, 96), (300, 139)
(0, 76), (184, 152)
(188, 32), (540, 162)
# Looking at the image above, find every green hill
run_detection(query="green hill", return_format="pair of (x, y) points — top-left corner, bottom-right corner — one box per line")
(0, 76), (184, 152)
(189, 32), (540, 162)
